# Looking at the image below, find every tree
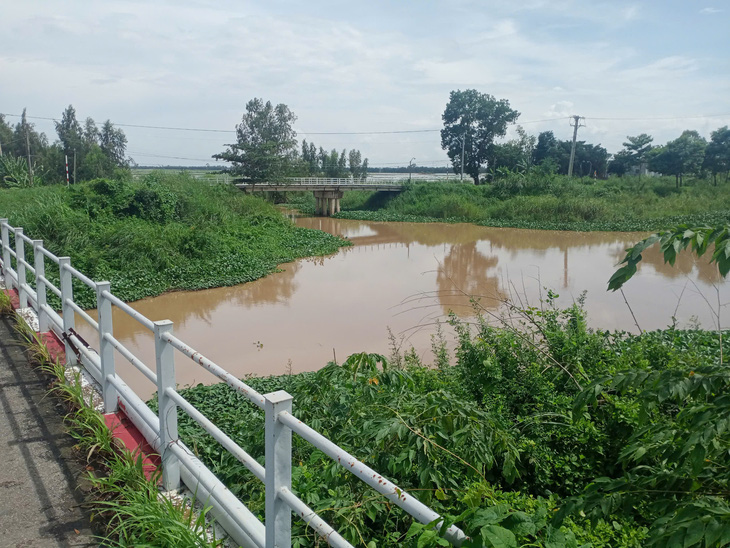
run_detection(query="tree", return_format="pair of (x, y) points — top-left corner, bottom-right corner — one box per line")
(441, 90), (519, 184)
(99, 120), (128, 167)
(622, 133), (653, 174)
(213, 98), (298, 182)
(533, 131), (559, 166)
(348, 149), (363, 180)
(703, 126), (730, 185)
(0, 115), (13, 156)
(649, 130), (706, 188)
(55, 105), (84, 157)
(607, 149), (633, 177)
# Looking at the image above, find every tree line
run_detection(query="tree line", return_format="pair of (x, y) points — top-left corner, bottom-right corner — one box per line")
(440, 89), (730, 185)
(0, 106), (130, 188)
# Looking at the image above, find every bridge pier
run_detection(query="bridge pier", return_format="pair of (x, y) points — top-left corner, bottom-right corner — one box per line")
(313, 190), (343, 217)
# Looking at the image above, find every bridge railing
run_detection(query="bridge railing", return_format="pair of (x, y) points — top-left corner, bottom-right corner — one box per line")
(244, 177), (407, 186)
(0, 218), (467, 548)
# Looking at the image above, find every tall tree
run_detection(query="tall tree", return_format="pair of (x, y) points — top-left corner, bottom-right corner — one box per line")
(703, 126), (730, 185)
(533, 131), (559, 168)
(441, 89), (519, 184)
(55, 105), (84, 157)
(622, 133), (653, 175)
(348, 149), (363, 179)
(99, 120), (128, 167)
(213, 98), (298, 182)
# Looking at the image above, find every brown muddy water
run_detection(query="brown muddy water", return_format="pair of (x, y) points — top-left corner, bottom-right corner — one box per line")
(77, 217), (727, 399)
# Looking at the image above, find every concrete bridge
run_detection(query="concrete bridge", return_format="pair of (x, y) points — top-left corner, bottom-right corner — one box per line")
(236, 178), (404, 216)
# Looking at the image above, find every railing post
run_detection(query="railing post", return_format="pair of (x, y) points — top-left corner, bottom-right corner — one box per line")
(154, 319), (180, 492)
(32, 240), (48, 332)
(14, 228), (27, 308)
(0, 219), (10, 287)
(58, 257), (75, 366)
(96, 282), (117, 413)
(265, 390), (293, 548)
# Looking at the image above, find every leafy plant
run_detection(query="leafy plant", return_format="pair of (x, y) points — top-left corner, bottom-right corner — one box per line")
(609, 223), (730, 290)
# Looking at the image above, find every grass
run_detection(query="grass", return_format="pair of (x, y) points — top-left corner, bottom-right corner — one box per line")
(11, 313), (222, 547)
(0, 172), (349, 308)
(306, 175), (730, 232)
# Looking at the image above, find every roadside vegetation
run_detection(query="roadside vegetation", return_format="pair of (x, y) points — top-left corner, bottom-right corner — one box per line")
(320, 175), (730, 232)
(0, 171), (347, 308)
(164, 293), (729, 547)
(5, 309), (221, 547)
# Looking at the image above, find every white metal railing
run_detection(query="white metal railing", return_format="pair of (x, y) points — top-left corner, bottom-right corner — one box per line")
(0, 218), (468, 548)
(245, 177), (405, 186)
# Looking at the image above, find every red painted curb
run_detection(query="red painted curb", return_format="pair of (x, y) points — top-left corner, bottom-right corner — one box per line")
(3, 290), (162, 480)
(104, 411), (161, 481)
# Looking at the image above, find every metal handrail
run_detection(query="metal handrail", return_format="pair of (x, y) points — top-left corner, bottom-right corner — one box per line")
(0, 218), (467, 548)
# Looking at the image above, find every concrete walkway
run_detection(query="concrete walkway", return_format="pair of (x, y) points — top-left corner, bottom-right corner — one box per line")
(0, 315), (97, 547)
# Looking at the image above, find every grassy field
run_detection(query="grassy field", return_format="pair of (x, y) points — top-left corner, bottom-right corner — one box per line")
(289, 175), (730, 231)
(0, 172), (347, 308)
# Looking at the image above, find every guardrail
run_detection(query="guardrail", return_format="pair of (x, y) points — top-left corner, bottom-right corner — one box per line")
(0, 218), (468, 548)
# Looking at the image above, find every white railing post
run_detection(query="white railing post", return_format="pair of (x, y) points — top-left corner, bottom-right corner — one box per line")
(265, 390), (293, 548)
(96, 282), (118, 413)
(32, 240), (48, 332)
(58, 257), (75, 366)
(154, 319), (180, 492)
(0, 219), (10, 287)
(14, 228), (27, 308)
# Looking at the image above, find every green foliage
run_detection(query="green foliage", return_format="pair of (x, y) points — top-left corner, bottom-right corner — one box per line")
(93, 453), (222, 548)
(156, 296), (730, 546)
(608, 223), (730, 290)
(214, 98), (298, 182)
(441, 90), (520, 184)
(0, 290), (12, 315)
(0, 172), (348, 308)
(330, 177), (730, 232)
(0, 154), (40, 188)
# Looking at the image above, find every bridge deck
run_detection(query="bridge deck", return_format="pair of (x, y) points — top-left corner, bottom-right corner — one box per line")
(236, 183), (403, 192)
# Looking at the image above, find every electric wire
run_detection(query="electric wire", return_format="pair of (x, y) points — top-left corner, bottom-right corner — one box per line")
(3, 111), (729, 137)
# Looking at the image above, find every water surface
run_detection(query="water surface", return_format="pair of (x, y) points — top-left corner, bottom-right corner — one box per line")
(78, 218), (726, 398)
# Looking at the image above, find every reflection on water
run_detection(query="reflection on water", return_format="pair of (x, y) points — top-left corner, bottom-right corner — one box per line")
(78, 218), (728, 398)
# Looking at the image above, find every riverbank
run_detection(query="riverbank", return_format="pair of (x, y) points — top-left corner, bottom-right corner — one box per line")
(287, 177), (730, 232)
(161, 303), (729, 547)
(0, 172), (348, 308)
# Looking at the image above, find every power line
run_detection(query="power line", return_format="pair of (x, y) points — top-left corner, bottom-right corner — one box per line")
(5, 111), (729, 138)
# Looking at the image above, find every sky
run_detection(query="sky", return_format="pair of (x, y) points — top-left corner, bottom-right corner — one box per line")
(1, 0), (729, 168)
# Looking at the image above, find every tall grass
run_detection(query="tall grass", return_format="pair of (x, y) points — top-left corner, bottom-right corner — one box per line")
(329, 175), (730, 231)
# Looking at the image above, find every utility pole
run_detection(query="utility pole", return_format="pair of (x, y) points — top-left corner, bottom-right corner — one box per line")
(567, 115), (585, 177)
(460, 131), (465, 181)
(25, 127), (33, 184)
(73, 150), (77, 184)
(409, 157), (415, 183)
(0, 138), (3, 157)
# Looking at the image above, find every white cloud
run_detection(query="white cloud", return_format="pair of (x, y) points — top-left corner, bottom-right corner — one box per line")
(0, 0), (727, 165)
(700, 7), (722, 14)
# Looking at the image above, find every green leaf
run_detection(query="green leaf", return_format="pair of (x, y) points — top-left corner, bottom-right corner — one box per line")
(481, 525), (517, 548)
(683, 520), (704, 547)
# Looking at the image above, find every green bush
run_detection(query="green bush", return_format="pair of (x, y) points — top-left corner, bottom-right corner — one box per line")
(0, 172), (348, 308)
